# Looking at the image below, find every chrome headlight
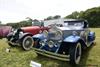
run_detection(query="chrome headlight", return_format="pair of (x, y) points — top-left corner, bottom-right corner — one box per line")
(47, 40), (54, 48)
(72, 31), (78, 36)
(13, 29), (17, 35)
(39, 40), (46, 46)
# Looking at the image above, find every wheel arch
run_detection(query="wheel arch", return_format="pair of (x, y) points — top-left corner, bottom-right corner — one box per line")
(58, 38), (86, 54)
(20, 33), (33, 50)
(78, 39), (87, 50)
(19, 33), (33, 41)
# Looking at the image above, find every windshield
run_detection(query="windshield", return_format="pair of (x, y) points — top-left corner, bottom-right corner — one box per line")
(32, 21), (44, 26)
(63, 21), (84, 27)
(48, 27), (62, 40)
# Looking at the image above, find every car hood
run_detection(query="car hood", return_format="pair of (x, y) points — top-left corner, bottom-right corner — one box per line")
(21, 26), (40, 30)
(20, 26), (41, 35)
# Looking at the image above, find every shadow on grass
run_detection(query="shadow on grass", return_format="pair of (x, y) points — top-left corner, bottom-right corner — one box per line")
(6, 45), (28, 53)
(33, 54), (71, 67)
(77, 45), (94, 67)
(32, 45), (94, 67)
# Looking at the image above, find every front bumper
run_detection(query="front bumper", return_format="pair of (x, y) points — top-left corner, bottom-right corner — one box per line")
(33, 48), (70, 61)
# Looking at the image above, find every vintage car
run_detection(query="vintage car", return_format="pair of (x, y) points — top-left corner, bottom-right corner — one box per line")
(0, 26), (12, 39)
(7, 21), (49, 50)
(32, 19), (95, 65)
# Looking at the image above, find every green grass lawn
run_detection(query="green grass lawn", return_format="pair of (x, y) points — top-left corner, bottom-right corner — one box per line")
(0, 28), (100, 67)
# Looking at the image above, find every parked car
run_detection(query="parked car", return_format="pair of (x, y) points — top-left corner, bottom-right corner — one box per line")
(32, 19), (96, 65)
(7, 21), (49, 50)
(0, 26), (12, 39)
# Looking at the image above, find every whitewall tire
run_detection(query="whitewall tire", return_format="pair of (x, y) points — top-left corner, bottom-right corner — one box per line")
(69, 42), (82, 65)
(21, 36), (33, 50)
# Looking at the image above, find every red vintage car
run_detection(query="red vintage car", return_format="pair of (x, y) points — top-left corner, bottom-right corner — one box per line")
(7, 21), (49, 50)
(0, 26), (12, 39)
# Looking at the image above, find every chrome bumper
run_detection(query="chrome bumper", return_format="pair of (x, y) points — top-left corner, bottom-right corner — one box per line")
(33, 48), (70, 61)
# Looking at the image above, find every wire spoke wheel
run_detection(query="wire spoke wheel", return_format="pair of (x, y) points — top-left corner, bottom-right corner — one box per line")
(21, 36), (33, 50)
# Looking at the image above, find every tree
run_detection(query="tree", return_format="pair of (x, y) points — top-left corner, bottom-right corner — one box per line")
(79, 7), (100, 27)
(33, 19), (39, 22)
(65, 11), (80, 19)
(53, 15), (61, 19)
(6, 23), (19, 29)
(45, 16), (53, 20)
(64, 6), (100, 27)
(26, 17), (33, 21)
(0, 21), (1, 24)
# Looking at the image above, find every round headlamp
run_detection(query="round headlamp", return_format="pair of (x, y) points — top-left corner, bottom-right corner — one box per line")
(39, 40), (45, 46)
(47, 40), (54, 48)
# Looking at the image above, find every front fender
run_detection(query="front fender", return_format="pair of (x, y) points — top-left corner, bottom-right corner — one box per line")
(33, 34), (46, 40)
(63, 35), (80, 43)
(19, 33), (33, 39)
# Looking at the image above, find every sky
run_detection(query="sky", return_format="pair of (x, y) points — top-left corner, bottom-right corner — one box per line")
(0, 0), (100, 24)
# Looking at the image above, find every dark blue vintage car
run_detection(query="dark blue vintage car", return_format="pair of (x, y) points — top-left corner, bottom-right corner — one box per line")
(32, 19), (96, 65)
